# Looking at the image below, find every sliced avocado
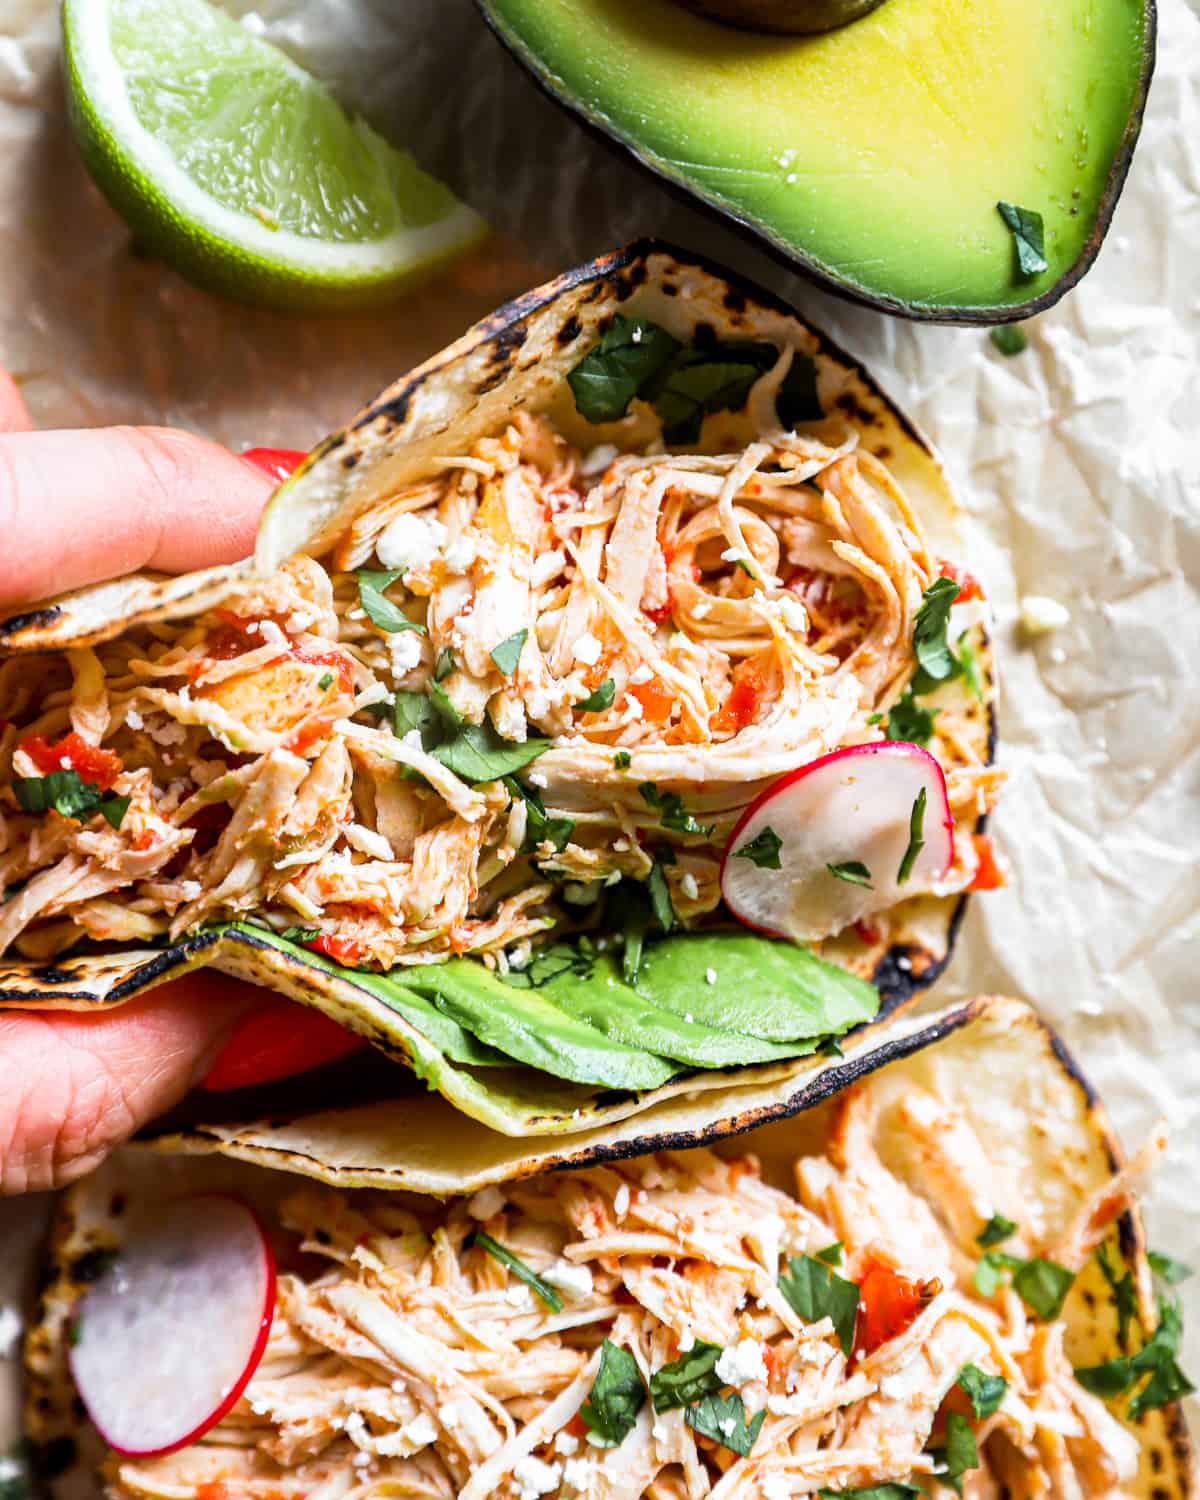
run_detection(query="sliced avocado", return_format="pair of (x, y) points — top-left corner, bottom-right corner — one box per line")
(529, 949), (825, 1067)
(477, 0), (1153, 320)
(402, 959), (681, 1090)
(633, 932), (878, 1040)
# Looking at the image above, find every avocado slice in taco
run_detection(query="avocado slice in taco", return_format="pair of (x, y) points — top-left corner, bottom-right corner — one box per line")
(0, 243), (999, 1136)
(21, 997), (1192, 1498)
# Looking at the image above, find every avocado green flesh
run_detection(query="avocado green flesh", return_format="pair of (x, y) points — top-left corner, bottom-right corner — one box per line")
(483, 0), (1149, 313)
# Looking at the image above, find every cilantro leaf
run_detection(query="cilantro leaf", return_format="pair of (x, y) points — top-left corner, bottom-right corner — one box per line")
(778, 1254), (860, 1356)
(957, 631), (985, 702)
(580, 1340), (646, 1446)
(639, 782), (714, 837)
(504, 776), (574, 853)
(912, 576), (962, 683)
(392, 690), (441, 749)
(613, 750), (632, 769)
(957, 1363), (1007, 1419)
(683, 1391), (765, 1457)
(568, 316), (681, 424)
(1013, 1257), (1075, 1320)
(815, 1242), (844, 1267)
(885, 688), (939, 746)
(432, 724), (551, 783)
(976, 1214), (1018, 1248)
(471, 1231), (562, 1312)
(648, 1341), (724, 1411)
(827, 860), (872, 888)
(490, 630), (527, 678)
(819, 1490), (921, 1500)
(647, 850), (677, 934)
(278, 925), (319, 944)
(896, 787), (927, 886)
(1096, 1243), (1138, 1351)
(989, 324), (1027, 356)
(435, 647), (455, 682)
(1149, 1250), (1193, 1285)
(997, 201), (1049, 276)
(356, 568), (425, 635)
(13, 770), (129, 830)
(973, 1250), (1025, 1298)
(576, 678), (616, 713)
(928, 1409), (978, 1494)
(735, 826), (782, 869)
(317, 671), (334, 691)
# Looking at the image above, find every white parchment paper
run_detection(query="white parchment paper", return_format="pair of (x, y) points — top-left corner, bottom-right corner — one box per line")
(0, 0), (1196, 1464)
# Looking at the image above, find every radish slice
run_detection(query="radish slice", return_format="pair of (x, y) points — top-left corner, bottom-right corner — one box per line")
(68, 1194), (275, 1457)
(720, 742), (954, 943)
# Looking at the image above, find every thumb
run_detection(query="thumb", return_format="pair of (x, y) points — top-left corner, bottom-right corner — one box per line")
(0, 971), (262, 1194)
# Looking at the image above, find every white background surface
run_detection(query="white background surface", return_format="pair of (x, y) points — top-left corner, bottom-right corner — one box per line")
(0, 0), (1197, 1476)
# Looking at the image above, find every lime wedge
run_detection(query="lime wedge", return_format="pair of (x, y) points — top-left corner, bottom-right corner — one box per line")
(63, 0), (488, 311)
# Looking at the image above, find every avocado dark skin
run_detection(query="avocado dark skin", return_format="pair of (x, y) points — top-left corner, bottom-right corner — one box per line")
(671, 0), (886, 33)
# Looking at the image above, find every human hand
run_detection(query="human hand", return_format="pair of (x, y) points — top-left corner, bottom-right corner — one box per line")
(0, 370), (275, 1192)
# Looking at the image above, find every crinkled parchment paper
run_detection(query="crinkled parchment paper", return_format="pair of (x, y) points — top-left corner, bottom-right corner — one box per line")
(0, 0), (1197, 1460)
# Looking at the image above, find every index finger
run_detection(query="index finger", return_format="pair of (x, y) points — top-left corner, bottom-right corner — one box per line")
(0, 425), (275, 610)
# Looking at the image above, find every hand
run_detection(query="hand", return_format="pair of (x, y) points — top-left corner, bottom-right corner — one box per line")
(0, 371), (274, 1192)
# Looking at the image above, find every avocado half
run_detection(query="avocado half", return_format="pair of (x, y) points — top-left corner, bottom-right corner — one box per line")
(475, 0), (1155, 322)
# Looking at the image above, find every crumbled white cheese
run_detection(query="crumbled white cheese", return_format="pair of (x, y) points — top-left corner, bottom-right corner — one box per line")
(506, 939), (532, 972)
(705, 968), (717, 985)
(555, 1430), (579, 1456)
(581, 443), (620, 476)
(399, 1412), (438, 1448)
(762, 1472), (792, 1500)
(468, 1185), (506, 1220)
(715, 1338), (768, 1389)
(677, 1326), (695, 1352)
(531, 549), (567, 588)
(1019, 594), (1070, 635)
(719, 1416), (737, 1436)
(512, 1454), (561, 1499)
(124, 705), (144, 731)
(343, 1411), (368, 1442)
(376, 511), (447, 571)
(344, 823), (394, 862)
(542, 1260), (594, 1299)
(746, 1214), (784, 1275)
(443, 534), (477, 573)
(259, 619), (288, 647)
(679, 872), (699, 901)
(572, 632), (603, 666)
(684, 1013), (695, 1024)
(402, 729), (425, 752)
(629, 663), (653, 685)
(562, 1455), (593, 1491)
(766, 1392), (812, 1417)
(0, 1305), (20, 1359)
(505, 1284), (532, 1307)
(388, 630), (424, 675)
(613, 1184), (631, 1218)
(527, 770), (549, 789)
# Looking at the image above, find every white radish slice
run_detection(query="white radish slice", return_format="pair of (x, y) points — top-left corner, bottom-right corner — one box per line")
(68, 1194), (275, 1457)
(720, 742), (954, 943)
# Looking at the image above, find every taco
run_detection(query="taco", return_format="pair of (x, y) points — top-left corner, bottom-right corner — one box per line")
(22, 996), (1192, 1499)
(0, 243), (1000, 1137)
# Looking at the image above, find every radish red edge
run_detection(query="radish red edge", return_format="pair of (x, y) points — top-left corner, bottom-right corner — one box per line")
(71, 1195), (277, 1460)
(718, 742), (955, 942)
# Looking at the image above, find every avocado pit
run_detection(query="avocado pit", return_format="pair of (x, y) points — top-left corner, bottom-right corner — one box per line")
(669, 0), (887, 33)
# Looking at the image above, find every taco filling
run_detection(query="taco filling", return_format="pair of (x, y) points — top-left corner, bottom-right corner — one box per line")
(74, 1073), (1170, 1499)
(0, 327), (999, 977)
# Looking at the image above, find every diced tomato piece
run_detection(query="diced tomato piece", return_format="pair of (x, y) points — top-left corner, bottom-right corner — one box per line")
(712, 661), (766, 734)
(565, 1413), (589, 1440)
(195, 1485), (233, 1500)
(643, 595), (673, 626)
(631, 677), (676, 725)
(311, 932), (365, 967)
(938, 560), (984, 603)
(968, 833), (1006, 891)
(200, 996), (367, 1091)
(131, 829), (159, 853)
(241, 447), (307, 484)
(282, 712), (339, 755)
(292, 647), (354, 696)
(854, 1258), (929, 1357)
(853, 919), (882, 946)
(19, 732), (123, 791)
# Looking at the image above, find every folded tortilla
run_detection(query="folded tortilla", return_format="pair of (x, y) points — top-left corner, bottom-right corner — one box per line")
(0, 242), (996, 1138)
(22, 996), (1192, 1498)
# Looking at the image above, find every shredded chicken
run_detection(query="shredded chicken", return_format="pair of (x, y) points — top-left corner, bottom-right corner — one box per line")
(103, 1076), (1135, 1499)
(0, 387), (998, 970)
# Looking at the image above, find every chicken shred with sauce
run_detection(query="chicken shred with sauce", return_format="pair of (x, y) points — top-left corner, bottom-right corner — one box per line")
(103, 1075), (1138, 1499)
(0, 385), (997, 971)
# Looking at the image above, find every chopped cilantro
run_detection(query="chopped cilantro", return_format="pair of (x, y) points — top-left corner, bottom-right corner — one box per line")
(683, 1390), (764, 1457)
(1013, 1257), (1075, 1320)
(435, 648), (455, 682)
(432, 724), (550, 784)
(580, 1340), (646, 1446)
(896, 787), (927, 886)
(649, 1341), (723, 1411)
(13, 770), (129, 829)
(778, 1253), (860, 1357)
(997, 201), (1049, 276)
(470, 1231), (562, 1312)
(928, 1409), (978, 1493)
(976, 1214), (1017, 1248)
(317, 671), (334, 691)
(734, 826), (783, 870)
(576, 678), (616, 713)
(885, 688), (939, 746)
(504, 776), (574, 853)
(989, 324), (1028, 356)
(815, 1242), (844, 1267)
(647, 850), (677, 935)
(913, 576), (962, 684)
(827, 860), (872, 888)
(490, 630), (527, 678)
(356, 568), (425, 635)
(1149, 1250), (1193, 1285)
(567, 316), (681, 424)
(957, 1363), (1007, 1419)
(613, 750), (632, 769)
(639, 782), (714, 837)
